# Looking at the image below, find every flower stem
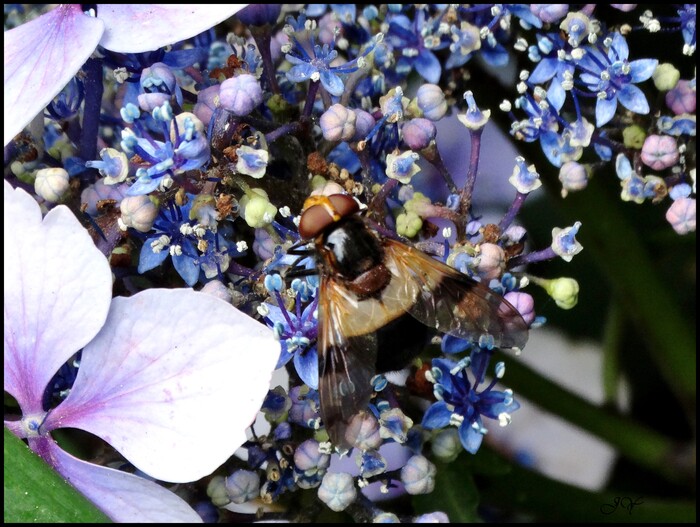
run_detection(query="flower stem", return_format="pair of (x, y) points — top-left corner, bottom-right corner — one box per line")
(79, 58), (104, 180)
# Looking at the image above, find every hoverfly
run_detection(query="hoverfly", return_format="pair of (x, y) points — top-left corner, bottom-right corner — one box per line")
(296, 193), (529, 449)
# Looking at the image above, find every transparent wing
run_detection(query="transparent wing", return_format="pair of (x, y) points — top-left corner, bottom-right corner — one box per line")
(382, 239), (529, 350)
(318, 276), (378, 449)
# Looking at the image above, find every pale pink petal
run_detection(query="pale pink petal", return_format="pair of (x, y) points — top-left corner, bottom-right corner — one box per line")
(3, 181), (112, 414)
(45, 440), (203, 522)
(3, 5), (104, 145)
(96, 5), (247, 53)
(50, 289), (279, 483)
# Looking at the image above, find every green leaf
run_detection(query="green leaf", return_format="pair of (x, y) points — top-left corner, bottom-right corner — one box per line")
(477, 448), (696, 523)
(4, 428), (110, 523)
(413, 459), (480, 522)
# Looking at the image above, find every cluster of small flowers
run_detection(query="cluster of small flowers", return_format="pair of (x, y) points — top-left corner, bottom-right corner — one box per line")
(3, 3), (694, 523)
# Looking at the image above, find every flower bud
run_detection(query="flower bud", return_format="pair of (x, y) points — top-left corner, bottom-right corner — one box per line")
(666, 197), (696, 235)
(401, 455), (436, 495)
(415, 84), (447, 121)
(225, 469), (260, 504)
(240, 189), (277, 228)
(503, 291), (536, 325)
(193, 85), (220, 126)
(431, 428), (461, 462)
(352, 109), (376, 140)
(402, 118), (437, 150)
(652, 63), (680, 91)
(558, 161), (589, 197)
(640, 135), (679, 171)
(665, 80), (696, 115)
(219, 74), (263, 116)
(396, 211), (423, 238)
(34, 167), (69, 202)
(476, 243), (505, 281)
(120, 194), (157, 232)
(622, 124), (646, 149)
(318, 472), (356, 512)
(544, 277), (580, 309)
(320, 104), (356, 142)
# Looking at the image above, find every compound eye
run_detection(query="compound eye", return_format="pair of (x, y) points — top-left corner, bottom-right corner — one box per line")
(298, 194), (359, 240)
(298, 204), (335, 239)
(327, 194), (359, 218)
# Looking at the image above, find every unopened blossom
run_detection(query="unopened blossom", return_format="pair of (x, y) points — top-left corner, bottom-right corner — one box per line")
(666, 197), (696, 234)
(219, 74), (264, 116)
(504, 291), (536, 325)
(640, 135), (679, 170)
(540, 276), (580, 309)
(318, 472), (356, 512)
(559, 161), (588, 197)
(476, 243), (506, 281)
(401, 455), (436, 495)
(415, 83), (447, 121)
(402, 118), (437, 150)
(119, 195), (158, 233)
(320, 104), (357, 142)
(225, 470), (261, 504)
(665, 80), (696, 115)
(34, 167), (70, 203)
(652, 63), (681, 91)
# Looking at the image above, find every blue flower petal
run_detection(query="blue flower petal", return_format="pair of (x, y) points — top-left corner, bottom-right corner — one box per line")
(458, 420), (484, 454)
(547, 77), (566, 112)
(477, 392), (520, 419)
(414, 50), (441, 84)
(127, 176), (162, 196)
(294, 346), (319, 389)
(529, 57), (558, 84)
(629, 58), (658, 83)
(617, 84), (650, 115)
(286, 63), (316, 83)
(138, 242), (169, 273)
(595, 97), (618, 127)
(172, 252), (200, 286)
(609, 33), (629, 61)
(319, 70), (345, 97)
(422, 401), (452, 429)
(275, 341), (294, 369)
(540, 131), (564, 167)
(615, 154), (633, 180)
(441, 335), (471, 354)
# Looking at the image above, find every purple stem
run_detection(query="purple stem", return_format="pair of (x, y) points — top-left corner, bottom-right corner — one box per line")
(421, 143), (457, 193)
(508, 246), (557, 268)
(498, 192), (528, 232)
(79, 57), (104, 181)
(368, 177), (399, 214)
(459, 128), (483, 214)
(251, 30), (280, 94)
(303, 81), (321, 119)
(226, 259), (257, 278)
(265, 121), (302, 143)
